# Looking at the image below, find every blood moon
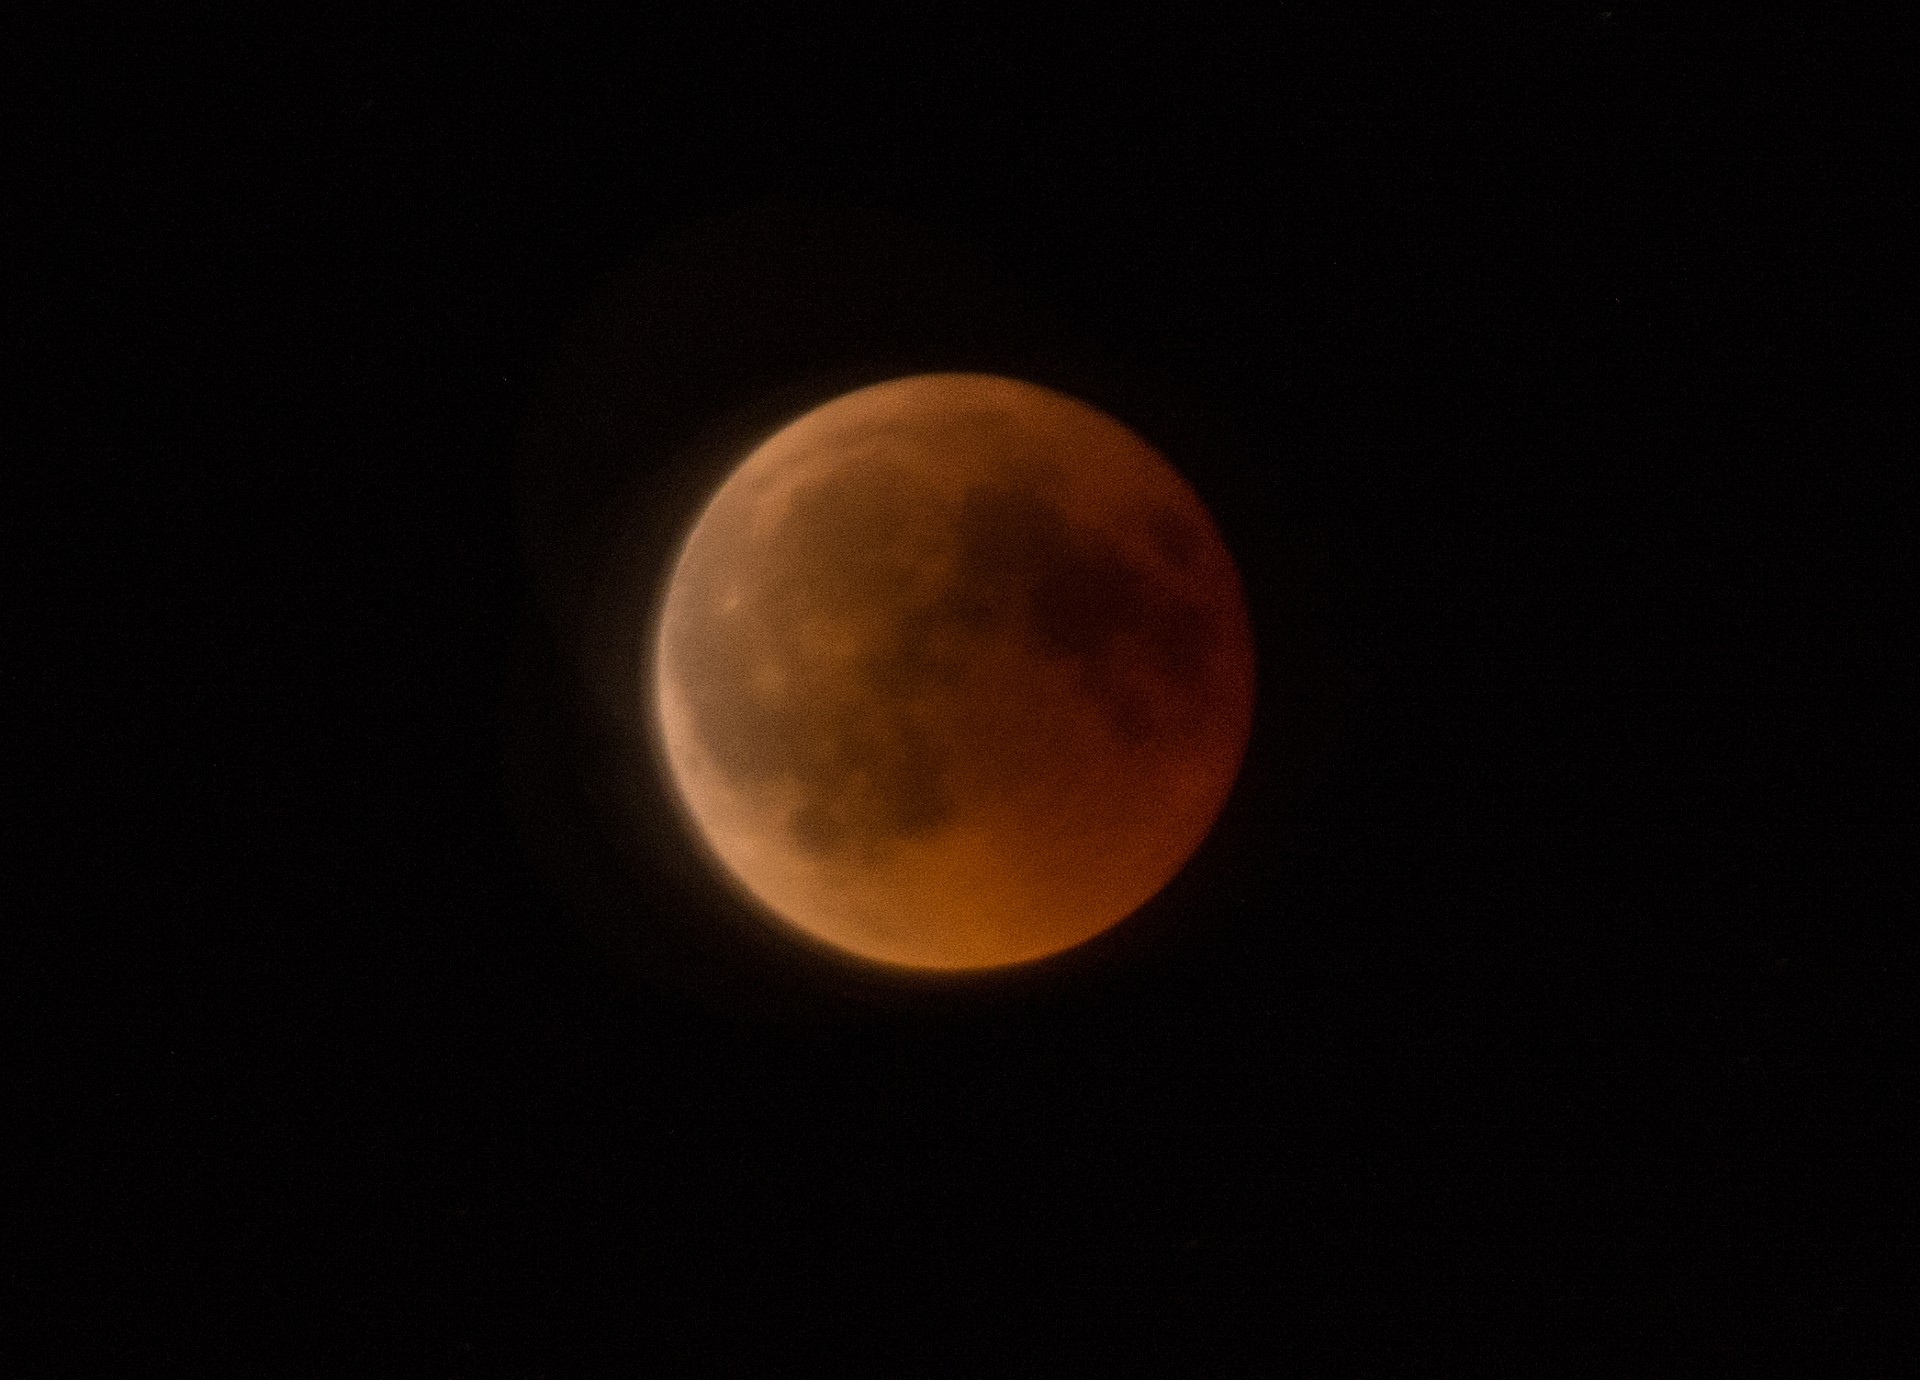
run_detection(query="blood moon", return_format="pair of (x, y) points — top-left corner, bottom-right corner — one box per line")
(652, 373), (1255, 972)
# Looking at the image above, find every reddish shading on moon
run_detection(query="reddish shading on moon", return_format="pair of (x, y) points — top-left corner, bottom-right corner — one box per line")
(652, 373), (1255, 971)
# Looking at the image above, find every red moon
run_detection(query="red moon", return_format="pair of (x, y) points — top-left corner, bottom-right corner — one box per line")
(652, 373), (1255, 971)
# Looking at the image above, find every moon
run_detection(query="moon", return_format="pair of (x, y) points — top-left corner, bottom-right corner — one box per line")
(652, 373), (1255, 972)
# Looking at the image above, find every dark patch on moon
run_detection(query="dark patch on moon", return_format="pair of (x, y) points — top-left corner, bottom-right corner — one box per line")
(665, 455), (1225, 861)
(943, 485), (1218, 745)
(1147, 504), (1205, 567)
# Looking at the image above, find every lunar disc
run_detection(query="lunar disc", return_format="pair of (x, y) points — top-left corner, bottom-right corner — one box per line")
(653, 372), (1255, 971)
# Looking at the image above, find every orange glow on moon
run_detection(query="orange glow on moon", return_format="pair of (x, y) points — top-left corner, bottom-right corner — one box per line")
(652, 373), (1255, 971)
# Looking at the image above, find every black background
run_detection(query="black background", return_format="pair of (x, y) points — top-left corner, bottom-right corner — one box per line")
(17, 8), (1906, 1369)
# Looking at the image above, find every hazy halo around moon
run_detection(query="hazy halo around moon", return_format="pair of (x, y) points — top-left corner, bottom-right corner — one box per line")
(652, 373), (1255, 972)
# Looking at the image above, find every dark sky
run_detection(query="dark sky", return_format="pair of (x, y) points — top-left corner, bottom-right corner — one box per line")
(19, 10), (1903, 1369)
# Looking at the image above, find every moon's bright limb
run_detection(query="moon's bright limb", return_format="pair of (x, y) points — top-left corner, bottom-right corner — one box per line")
(652, 373), (1255, 971)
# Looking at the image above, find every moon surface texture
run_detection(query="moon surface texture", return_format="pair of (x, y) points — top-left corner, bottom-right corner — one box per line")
(653, 373), (1255, 972)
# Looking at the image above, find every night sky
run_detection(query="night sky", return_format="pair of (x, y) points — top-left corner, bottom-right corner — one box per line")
(19, 10), (1903, 1369)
